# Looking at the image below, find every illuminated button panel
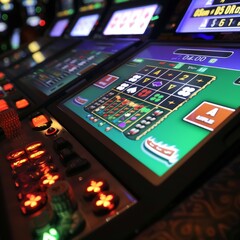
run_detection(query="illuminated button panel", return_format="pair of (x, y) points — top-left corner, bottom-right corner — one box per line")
(0, 73), (32, 116)
(1, 110), (136, 240)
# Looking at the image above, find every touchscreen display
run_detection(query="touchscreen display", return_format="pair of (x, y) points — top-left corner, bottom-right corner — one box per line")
(177, 0), (240, 33)
(103, 4), (160, 35)
(49, 18), (69, 37)
(70, 14), (99, 36)
(18, 39), (136, 96)
(62, 43), (240, 180)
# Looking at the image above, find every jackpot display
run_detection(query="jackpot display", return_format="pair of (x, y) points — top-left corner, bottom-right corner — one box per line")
(177, 0), (240, 33)
(61, 43), (240, 183)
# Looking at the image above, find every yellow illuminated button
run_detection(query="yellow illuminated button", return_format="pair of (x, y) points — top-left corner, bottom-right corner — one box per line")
(40, 173), (61, 190)
(84, 179), (109, 200)
(20, 192), (47, 215)
(26, 141), (43, 152)
(93, 191), (119, 215)
(7, 149), (25, 160)
(29, 150), (46, 160)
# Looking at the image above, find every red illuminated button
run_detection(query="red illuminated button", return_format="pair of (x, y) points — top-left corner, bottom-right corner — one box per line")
(0, 99), (9, 112)
(20, 192), (47, 215)
(40, 173), (62, 190)
(0, 72), (5, 81)
(92, 191), (119, 215)
(45, 127), (58, 136)
(15, 98), (30, 109)
(3, 83), (14, 92)
(84, 179), (109, 200)
(31, 114), (52, 130)
(7, 149), (25, 161)
(25, 141), (43, 152)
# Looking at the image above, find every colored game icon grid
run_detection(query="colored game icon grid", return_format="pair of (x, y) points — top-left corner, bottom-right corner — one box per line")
(85, 63), (216, 140)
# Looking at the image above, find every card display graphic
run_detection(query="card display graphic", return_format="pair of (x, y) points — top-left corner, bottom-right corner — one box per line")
(84, 64), (216, 140)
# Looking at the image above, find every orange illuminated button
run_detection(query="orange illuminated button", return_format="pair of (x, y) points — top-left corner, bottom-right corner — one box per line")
(10, 158), (28, 170)
(7, 149), (25, 161)
(0, 99), (9, 112)
(84, 179), (109, 200)
(20, 192), (47, 215)
(40, 173), (61, 190)
(3, 83), (14, 92)
(26, 141), (43, 152)
(93, 191), (119, 215)
(29, 149), (46, 160)
(31, 114), (52, 130)
(15, 98), (30, 109)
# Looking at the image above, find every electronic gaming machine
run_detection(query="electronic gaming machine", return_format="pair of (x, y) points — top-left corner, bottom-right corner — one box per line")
(0, 0), (77, 70)
(0, 0), (239, 240)
(0, 0), (173, 119)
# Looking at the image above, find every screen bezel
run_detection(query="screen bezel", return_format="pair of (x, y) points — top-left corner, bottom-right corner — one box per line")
(95, 0), (163, 39)
(48, 41), (240, 186)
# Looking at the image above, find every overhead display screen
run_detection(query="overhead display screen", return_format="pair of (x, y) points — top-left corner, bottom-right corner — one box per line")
(61, 43), (240, 183)
(103, 4), (160, 35)
(70, 14), (100, 36)
(49, 18), (69, 37)
(177, 0), (240, 33)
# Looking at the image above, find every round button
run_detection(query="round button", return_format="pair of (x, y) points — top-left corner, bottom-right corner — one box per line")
(20, 192), (47, 215)
(83, 179), (109, 200)
(92, 191), (119, 215)
(45, 127), (58, 136)
(40, 173), (62, 191)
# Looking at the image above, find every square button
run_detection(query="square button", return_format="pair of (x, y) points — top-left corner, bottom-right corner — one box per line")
(184, 102), (235, 131)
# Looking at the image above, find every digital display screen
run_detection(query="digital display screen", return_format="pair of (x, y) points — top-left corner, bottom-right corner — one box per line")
(82, 0), (104, 4)
(103, 4), (160, 35)
(177, 0), (240, 33)
(70, 14), (99, 37)
(49, 18), (69, 37)
(58, 0), (74, 11)
(61, 43), (240, 182)
(18, 39), (136, 96)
